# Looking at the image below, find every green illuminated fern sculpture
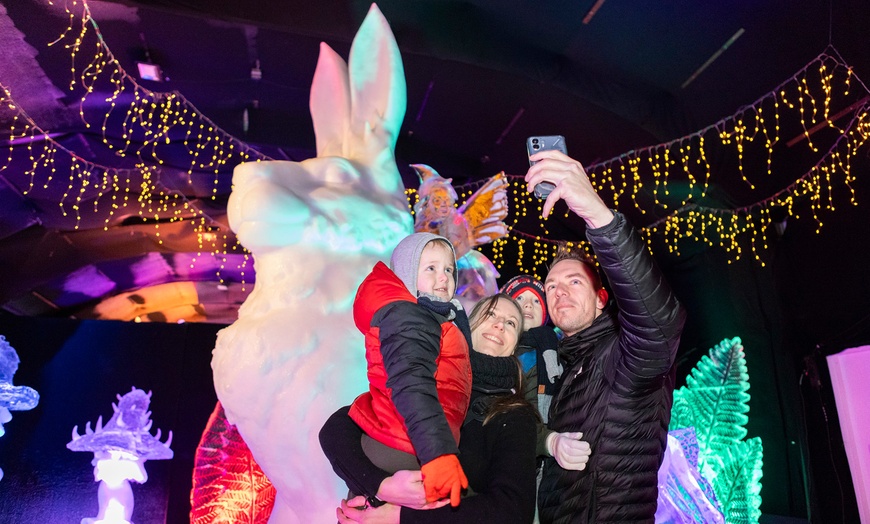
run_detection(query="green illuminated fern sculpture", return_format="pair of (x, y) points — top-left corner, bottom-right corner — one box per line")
(670, 337), (763, 524)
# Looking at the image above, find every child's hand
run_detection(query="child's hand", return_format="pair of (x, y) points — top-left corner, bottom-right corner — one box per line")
(420, 454), (468, 507)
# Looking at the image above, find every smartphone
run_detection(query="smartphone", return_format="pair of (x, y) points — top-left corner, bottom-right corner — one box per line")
(526, 135), (567, 199)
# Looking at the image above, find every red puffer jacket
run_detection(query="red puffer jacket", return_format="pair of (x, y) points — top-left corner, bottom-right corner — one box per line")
(349, 261), (472, 465)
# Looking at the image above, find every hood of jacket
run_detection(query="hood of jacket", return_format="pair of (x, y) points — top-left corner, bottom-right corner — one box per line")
(353, 262), (415, 333)
(389, 232), (456, 297)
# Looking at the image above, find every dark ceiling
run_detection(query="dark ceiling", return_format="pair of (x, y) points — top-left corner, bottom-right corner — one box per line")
(1, 0), (869, 326)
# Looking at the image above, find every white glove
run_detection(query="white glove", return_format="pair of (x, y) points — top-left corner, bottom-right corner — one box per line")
(542, 349), (563, 382)
(546, 431), (591, 471)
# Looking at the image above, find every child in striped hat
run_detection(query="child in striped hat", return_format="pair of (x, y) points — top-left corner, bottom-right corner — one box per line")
(499, 275), (562, 425)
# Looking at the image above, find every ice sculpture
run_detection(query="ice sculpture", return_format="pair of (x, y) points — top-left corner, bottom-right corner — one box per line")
(191, 403), (276, 523)
(656, 428), (725, 523)
(210, 4), (413, 523)
(454, 249), (501, 312)
(668, 337), (764, 524)
(412, 164), (507, 310)
(67, 387), (173, 524)
(0, 335), (40, 482)
(827, 345), (870, 523)
(411, 164), (508, 259)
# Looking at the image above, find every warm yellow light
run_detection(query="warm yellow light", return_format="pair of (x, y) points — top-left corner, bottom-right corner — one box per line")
(4, 3), (869, 285)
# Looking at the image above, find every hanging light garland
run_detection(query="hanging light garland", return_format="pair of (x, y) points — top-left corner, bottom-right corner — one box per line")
(0, 84), (251, 287)
(44, 0), (269, 169)
(0, 0), (269, 287)
(4, 1), (869, 287)
(405, 49), (870, 279)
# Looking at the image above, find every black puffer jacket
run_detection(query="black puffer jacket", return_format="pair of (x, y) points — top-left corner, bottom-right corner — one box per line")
(538, 212), (686, 524)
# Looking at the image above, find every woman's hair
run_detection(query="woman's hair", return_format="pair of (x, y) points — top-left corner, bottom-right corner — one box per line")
(469, 294), (540, 426)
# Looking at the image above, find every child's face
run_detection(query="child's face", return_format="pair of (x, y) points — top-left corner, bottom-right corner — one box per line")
(416, 242), (456, 301)
(515, 290), (544, 330)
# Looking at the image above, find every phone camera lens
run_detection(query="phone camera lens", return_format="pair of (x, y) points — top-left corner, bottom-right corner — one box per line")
(533, 144), (540, 150)
(532, 138), (539, 144)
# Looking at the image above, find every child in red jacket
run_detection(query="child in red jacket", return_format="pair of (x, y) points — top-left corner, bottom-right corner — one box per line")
(348, 232), (473, 506)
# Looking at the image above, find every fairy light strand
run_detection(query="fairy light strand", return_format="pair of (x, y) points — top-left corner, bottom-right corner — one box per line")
(8, 0), (268, 288)
(5, 3), (869, 286)
(414, 52), (870, 276)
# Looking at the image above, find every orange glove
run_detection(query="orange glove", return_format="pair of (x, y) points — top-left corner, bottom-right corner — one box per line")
(420, 454), (468, 507)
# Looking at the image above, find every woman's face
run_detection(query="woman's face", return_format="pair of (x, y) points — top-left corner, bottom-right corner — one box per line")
(471, 297), (522, 357)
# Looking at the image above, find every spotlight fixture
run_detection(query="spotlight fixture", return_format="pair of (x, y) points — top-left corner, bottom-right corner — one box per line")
(137, 32), (163, 82)
(136, 62), (163, 82)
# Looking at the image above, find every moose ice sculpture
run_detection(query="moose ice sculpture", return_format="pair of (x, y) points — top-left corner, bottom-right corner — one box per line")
(210, 4), (413, 522)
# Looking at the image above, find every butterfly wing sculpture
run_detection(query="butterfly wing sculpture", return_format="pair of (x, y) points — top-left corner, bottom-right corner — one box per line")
(457, 171), (510, 249)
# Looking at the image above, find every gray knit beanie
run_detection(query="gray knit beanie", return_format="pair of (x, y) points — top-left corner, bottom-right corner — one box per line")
(390, 232), (457, 297)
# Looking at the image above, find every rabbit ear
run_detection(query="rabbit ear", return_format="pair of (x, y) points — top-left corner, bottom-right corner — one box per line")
(310, 42), (351, 158)
(348, 3), (406, 153)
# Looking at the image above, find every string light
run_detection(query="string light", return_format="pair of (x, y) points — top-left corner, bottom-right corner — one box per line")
(414, 50), (869, 276)
(4, 2), (869, 290)
(1, 0), (266, 289)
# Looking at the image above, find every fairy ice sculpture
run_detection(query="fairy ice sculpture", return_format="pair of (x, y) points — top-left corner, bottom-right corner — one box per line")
(0, 335), (39, 482)
(412, 164), (507, 309)
(411, 164), (508, 258)
(210, 4), (413, 522)
(67, 387), (173, 524)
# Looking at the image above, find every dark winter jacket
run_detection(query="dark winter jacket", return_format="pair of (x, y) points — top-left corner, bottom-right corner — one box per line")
(349, 261), (473, 465)
(538, 212), (686, 524)
(321, 349), (538, 523)
(516, 326), (562, 456)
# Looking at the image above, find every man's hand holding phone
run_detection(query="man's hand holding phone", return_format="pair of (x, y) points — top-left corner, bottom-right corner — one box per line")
(526, 135), (565, 199)
(525, 146), (614, 229)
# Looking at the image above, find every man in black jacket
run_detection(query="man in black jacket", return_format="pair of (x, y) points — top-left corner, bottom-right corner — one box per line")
(526, 149), (687, 524)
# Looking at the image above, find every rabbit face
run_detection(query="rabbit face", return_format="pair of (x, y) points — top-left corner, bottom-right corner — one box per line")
(226, 2), (410, 259)
(228, 155), (411, 256)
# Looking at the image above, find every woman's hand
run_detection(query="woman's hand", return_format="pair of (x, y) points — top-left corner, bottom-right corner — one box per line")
(337, 471), (452, 522)
(337, 496), (401, 524)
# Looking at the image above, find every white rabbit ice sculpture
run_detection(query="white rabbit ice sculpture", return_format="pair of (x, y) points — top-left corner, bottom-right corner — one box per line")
(211, 5), (412, 522)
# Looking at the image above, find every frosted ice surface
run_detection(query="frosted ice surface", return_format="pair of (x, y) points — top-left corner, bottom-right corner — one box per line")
(0, 335), (39, 444)
(67, 387), (173, 460)
(211, 5), (413, 523)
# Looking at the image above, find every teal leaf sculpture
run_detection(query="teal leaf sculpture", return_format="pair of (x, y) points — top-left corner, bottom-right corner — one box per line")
(670, 337), (764, 523)
(708, 437), (764, 523)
